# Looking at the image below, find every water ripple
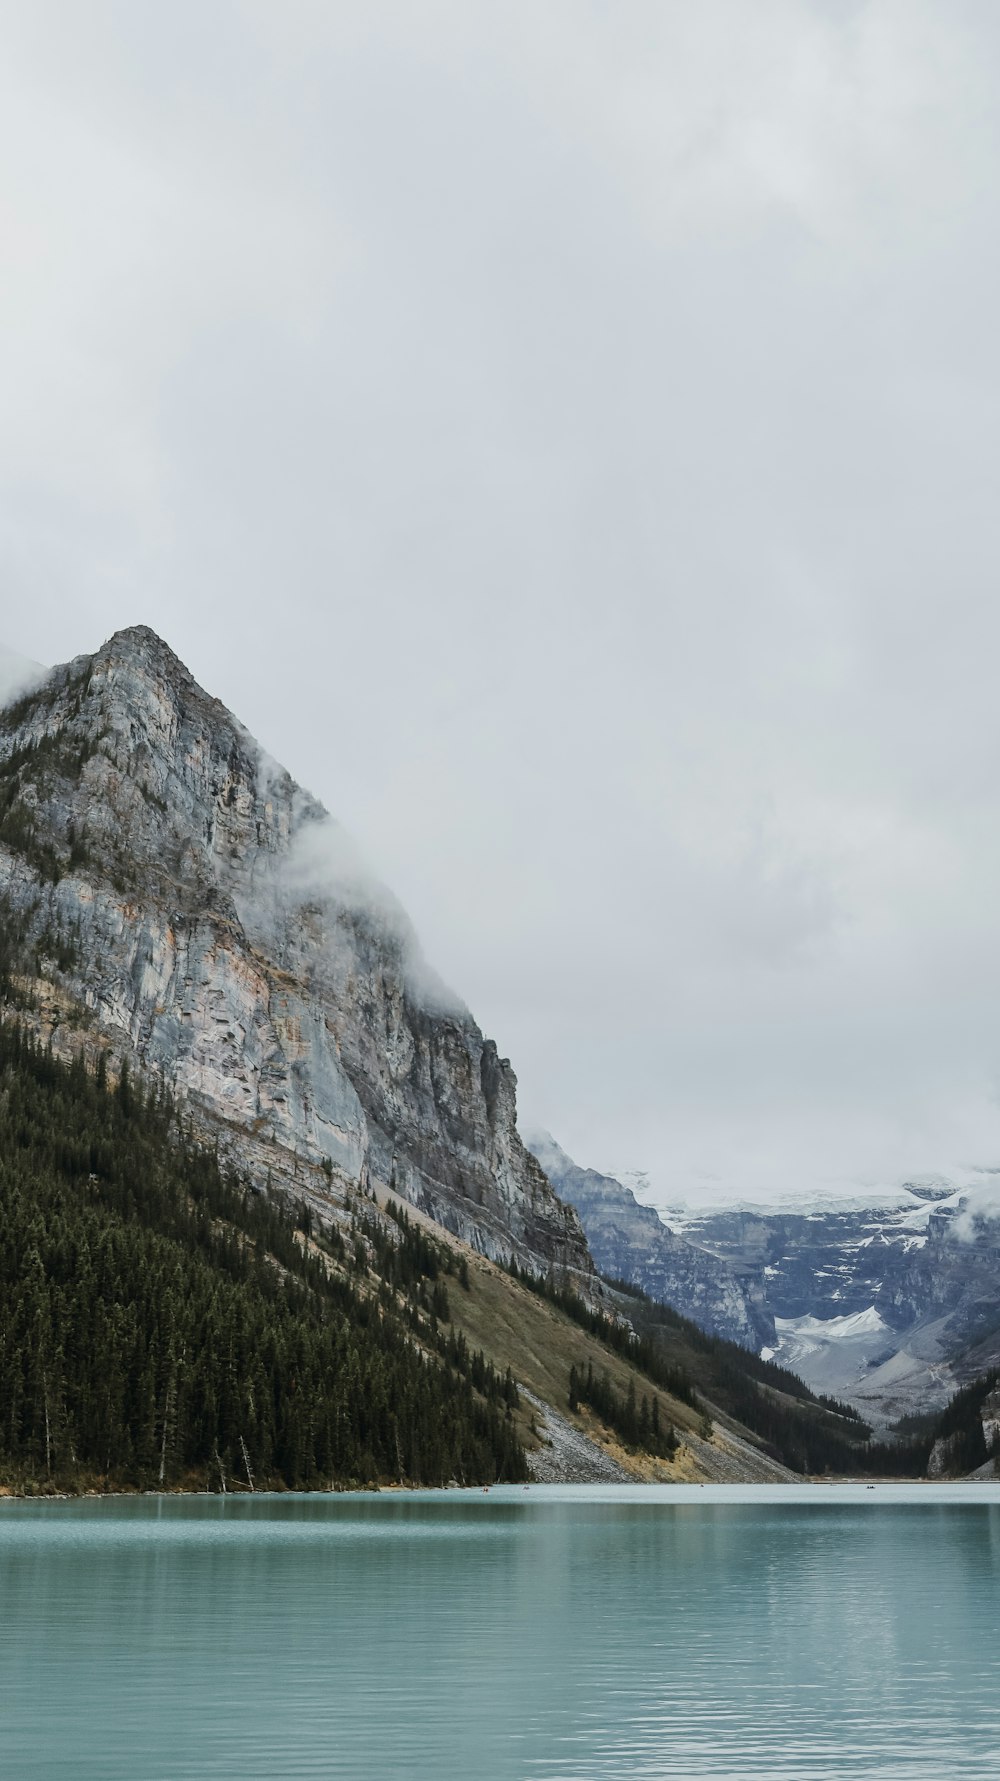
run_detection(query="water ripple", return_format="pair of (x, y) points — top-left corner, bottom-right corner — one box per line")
(1, 1486), (998, 1779)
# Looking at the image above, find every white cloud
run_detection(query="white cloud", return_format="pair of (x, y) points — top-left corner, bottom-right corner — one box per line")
(0, 647), (46, 709)
(2, 1), (1000, 1200)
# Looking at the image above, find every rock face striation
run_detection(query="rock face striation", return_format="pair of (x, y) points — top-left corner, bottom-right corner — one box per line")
(0, 626), (590, 1276)
(527, 1132), (773, 1349)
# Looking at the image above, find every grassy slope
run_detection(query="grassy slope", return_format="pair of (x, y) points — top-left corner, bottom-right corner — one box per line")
(0, 988), (796, 1489)
(370, 1187), (788, 1481)
(0, 981), (895, 1485)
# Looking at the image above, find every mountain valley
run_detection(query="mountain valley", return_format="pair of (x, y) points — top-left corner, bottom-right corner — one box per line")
(536, 1128), (1000, 1432)
(1, 625), (997, 1487)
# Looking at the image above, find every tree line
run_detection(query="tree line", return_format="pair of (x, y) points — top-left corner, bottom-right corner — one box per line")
(569, 1361), (678, 1459)
(506, 1258), (699, 1407)
(0, 1021), (526, 1492)
(605, 1276), (947, 1475)
(927, 1369), (999, 1476)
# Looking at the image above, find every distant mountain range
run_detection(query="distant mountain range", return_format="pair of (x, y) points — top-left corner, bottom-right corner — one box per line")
(532, 1132), (1000, 1427)
(676, 1185), (1000, 1425)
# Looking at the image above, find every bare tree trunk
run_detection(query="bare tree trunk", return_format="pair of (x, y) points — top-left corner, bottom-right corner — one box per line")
(159, 1374), (176, 1488)
(239, 1434), (255, 1492)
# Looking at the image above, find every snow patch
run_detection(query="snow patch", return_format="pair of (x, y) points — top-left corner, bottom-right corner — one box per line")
(774, 1306), (889, 1346)
(763, 1305), (897, 1398)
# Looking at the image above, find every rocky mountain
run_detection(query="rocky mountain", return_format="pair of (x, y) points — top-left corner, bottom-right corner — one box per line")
(13, 624), (979, 1486)
(670, 1187), (1000, 1425)
(527, 1132), (774, 1349)
(529, 1114), (1000, 1425)
(0, 626), (590, 1279)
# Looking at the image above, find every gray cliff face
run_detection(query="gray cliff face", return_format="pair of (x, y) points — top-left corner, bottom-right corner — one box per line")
(0, 626), (591, 1275)
(527, 1133), (773, 1348)
(981, 1385), (1000, 1456)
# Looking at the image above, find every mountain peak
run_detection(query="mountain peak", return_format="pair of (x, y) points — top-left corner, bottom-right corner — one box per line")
(91, 624), (216, 715)
(97, 623), (193, 674)
(104, 622), (167, 648)
(0, 623), (592, 1280)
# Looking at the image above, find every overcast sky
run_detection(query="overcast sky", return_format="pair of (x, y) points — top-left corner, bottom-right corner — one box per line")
(2, 1), (1000, 1206)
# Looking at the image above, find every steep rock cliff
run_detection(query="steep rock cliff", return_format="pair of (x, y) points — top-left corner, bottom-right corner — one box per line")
(0, 626), (590, 1276)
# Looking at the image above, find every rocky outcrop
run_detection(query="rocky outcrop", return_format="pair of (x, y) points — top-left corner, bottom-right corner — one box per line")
(927, 1432), (964, 1480)
(926, 1379), (1000, 1479)
(981, 1385), (1000, 1455)
(527, 1132), (773, 1348)
(0, 626), (591, 1277)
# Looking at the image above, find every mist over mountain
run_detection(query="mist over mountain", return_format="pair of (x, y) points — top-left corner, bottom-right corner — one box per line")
(6, 622), (912, 1488)
(0, 625), (588, 1277)
(0, 646), (45, 709)
(4, 621), (999, 1484)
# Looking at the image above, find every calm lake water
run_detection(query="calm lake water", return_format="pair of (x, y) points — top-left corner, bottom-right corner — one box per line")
(1, 1484), (998, 1779)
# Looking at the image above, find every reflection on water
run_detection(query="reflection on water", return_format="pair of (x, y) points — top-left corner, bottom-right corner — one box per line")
(1, 1485), (998, 1779)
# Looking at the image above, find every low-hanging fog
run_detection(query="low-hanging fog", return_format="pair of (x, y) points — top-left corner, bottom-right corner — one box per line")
(3, 2), (1000, 1207)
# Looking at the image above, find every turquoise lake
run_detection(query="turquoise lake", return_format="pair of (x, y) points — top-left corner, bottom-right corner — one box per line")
(1, 1484), (998, 1779)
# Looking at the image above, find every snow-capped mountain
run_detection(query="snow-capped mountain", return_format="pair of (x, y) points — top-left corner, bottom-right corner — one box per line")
(531, 1131), (1000, 1423)
(656, 1180), (1000, 1424)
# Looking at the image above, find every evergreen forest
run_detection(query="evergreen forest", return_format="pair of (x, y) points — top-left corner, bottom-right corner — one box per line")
(0, 1014), (993, 1495)
(568, 1359), (678, 1459)
(0, 1022), (526, 1492)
